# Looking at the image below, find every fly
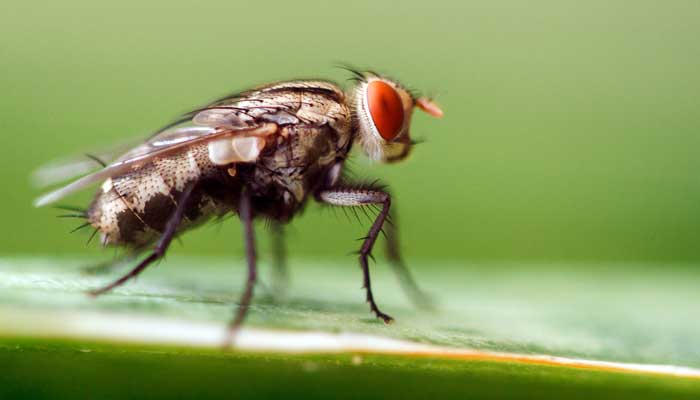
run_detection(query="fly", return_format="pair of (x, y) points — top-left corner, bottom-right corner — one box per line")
(34, 69), (444, 341)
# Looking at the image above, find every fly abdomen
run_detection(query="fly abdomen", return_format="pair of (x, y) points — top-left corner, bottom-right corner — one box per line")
(88, 144), (223, 247)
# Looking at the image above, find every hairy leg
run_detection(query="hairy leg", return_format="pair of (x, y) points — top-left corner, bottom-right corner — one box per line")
(226, 188), (258, 343)
(88, 183), (195, 296)
(317, 187), (394, 323)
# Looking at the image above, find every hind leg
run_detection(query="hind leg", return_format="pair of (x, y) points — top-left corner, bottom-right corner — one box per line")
(88, 183), (195, 296)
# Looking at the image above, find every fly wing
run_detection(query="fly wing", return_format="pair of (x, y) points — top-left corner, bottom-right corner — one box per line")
(34, 79), (347, 207)
(31, 141), (138, 189)
(32, 115), (212, 188)
(34, 124), (277, 207)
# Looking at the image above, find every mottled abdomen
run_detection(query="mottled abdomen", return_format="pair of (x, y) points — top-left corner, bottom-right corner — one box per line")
(88, 144), (228, 247)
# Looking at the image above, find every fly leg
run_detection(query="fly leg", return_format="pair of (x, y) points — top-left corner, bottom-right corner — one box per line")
(88, 183), (195, 296)
(317, 188), (394, 324)
(270, 221), (289, 296)
(384, 210), (433, 309)
(226, 188), (258, 343)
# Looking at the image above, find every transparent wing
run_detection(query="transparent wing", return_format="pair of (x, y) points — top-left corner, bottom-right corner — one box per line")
(116, 126), (218, 162)
(33, 79), (340, 207)
(31, 141), (138, 189)
(34, 124), (277, 207)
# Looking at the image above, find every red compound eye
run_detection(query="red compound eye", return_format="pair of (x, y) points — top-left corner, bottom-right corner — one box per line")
(366, 80), (405, 141)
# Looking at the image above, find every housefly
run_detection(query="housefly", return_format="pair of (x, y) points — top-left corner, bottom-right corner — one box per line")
(34, 69), (444, 339)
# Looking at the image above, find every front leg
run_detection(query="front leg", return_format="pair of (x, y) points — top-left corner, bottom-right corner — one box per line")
(384, 209), (433, 309)
(317, 187), (394, 324)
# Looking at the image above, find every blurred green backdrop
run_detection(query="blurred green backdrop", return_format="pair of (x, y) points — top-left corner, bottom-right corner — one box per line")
(2, 0), (699, 263)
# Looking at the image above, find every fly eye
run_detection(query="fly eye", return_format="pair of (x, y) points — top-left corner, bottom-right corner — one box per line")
(366, 80), (405, 141)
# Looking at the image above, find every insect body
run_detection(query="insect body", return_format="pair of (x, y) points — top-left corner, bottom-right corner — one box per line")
(35, 71), (443, 338)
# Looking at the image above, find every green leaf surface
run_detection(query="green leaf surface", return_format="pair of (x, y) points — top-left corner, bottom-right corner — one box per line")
(1, 257), (699, 398)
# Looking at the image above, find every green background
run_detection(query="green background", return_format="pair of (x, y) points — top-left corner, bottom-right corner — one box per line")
(2, 0), (700, 262)
(2, 2), (700, 398)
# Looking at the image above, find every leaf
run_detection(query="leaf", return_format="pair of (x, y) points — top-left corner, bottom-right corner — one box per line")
(1, 257), (699, 399)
